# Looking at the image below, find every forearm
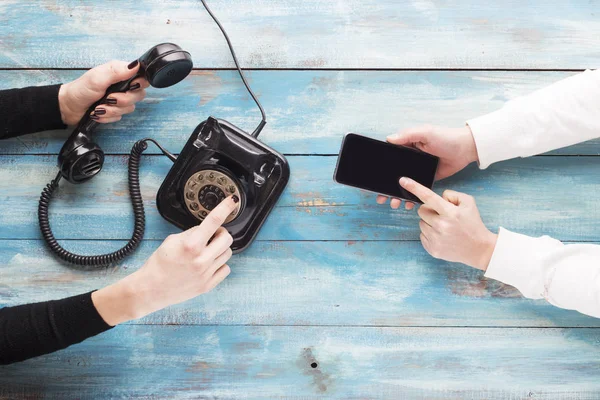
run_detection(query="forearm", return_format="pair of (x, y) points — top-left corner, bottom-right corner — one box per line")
(485, 228), (600, 318)
(91, 266), (193, 326)
(0, 84), (67, 139)
(0, 268), (172, 365)
(467, 69), (600, 168)
(0, 291), (112, 365)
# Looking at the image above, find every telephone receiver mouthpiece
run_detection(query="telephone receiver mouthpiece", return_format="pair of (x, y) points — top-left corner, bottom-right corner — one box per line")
(58, 43), (193, 184)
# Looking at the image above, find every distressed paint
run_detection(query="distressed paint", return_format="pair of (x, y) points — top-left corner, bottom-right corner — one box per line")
(1, 240), (598, 328)
(1, 70), (600, 156)
(1, 326), (600, 398)
(1, 1), (600, 69)
(2, 0), (600, 396)
(0, 155), (599, 242)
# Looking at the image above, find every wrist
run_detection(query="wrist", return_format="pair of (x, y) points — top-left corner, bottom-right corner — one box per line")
(58, 83), (77, 125)
(91, 274), (148, 326)
(460, 125), (480, 165)
(470, 231), (498, 271)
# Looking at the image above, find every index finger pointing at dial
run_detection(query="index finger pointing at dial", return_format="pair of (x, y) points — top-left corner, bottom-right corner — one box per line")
(187, 195), (240, 246)
(399, 177), (449, 214)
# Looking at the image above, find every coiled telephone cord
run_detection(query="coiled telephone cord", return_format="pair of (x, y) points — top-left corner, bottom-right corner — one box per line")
(38, 139), (175, 267)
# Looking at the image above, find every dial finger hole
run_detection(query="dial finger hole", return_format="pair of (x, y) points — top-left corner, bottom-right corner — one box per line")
(185, 170), (242, 223)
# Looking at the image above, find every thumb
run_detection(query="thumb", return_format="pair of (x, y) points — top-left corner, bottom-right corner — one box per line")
(386, 124), (434, 146)
(442, 189), (473, 206)
(84, 60), (140, 90)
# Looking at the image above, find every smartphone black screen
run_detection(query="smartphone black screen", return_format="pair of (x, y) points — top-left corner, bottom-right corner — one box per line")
(334, 133), (439, 203)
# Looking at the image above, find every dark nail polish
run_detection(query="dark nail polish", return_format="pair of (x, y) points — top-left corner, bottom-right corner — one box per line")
(90, 114), (100, 120)
(127, 60), (139, 70)
(129, 82), (141, 91)
(232, 195), (239, 204)
(105, 97), (117, 105)
(94, 108), (106, 116)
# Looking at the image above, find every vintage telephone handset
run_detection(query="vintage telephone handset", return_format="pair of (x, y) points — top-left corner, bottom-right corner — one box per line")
(39, 0), (289, 267)
(38, 43), (193, 266)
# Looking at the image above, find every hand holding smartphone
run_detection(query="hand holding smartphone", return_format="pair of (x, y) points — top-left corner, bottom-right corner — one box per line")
(333, 133), (439, 204)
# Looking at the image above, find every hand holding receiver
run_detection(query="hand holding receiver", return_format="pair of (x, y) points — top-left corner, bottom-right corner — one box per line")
(58, 60), (149, 126)
(377, 125), (479, 210)
(91, 196), (238, 326)
(58, 43), (193, 184)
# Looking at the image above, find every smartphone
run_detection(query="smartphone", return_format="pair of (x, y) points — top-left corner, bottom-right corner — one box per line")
(333, 133), (439, 204)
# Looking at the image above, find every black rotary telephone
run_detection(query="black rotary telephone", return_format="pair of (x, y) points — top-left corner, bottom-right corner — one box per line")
(156, 116), (289, 253)
(39, 1), (290, 267)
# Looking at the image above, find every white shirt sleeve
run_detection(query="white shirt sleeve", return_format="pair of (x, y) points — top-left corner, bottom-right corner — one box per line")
(485, 228), (600, 318)
(466, 69), (600, 318)
(467, 69), (600, 169)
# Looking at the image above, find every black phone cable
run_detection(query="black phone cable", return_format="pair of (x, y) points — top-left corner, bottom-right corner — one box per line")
(38, 139), (175, 267)
(199, 0), (267, 138)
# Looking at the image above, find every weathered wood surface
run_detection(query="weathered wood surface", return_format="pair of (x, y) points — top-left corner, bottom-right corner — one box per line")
(1, 326), (600, 399)
(2, 0), (600, 397)
(1, 155), (599, 242)
(1, 0), (599, 69)
(2, 240), (598, 328)
(2, 70), (600, 156)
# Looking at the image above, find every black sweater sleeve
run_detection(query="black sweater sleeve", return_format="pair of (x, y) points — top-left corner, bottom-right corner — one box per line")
(0, 291), (113, 365)
(0, 84), (67, 139)
(0, 87), (108, 364)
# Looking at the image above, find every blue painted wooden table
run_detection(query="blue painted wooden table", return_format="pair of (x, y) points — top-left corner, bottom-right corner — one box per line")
(1, 1), (600, 398)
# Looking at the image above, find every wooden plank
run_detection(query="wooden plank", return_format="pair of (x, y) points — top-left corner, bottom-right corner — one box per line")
(2, 70), (600, 156)
(0, 155), (599, 242)
(1, 240), (598, 328)
(1, 0), (599, 69)
(1, 325), (599, 398)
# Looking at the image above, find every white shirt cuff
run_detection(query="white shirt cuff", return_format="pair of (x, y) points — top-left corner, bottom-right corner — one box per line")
(484, 228), (547, 299)
(466, 109), (521, 170)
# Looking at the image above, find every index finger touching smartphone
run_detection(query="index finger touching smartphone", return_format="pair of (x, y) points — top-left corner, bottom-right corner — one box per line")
(399, 177), (449, 214)
(185, 195), (240, 246)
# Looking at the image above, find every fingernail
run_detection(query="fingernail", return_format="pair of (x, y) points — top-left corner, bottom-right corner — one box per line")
(105, 97), (117, 105)
(127, 60), (139, 70)
(129, 82), (141, 91)
(232, 195), (239, 204)
(387, 134), (399, 140)
(94, 108), (106, 116)
(90, 114), (100, 120)
(399, 177), (410, 186)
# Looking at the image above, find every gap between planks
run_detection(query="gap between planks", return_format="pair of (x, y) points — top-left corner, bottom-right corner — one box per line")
(1, 153), (599, 157)
(122, 323), (600, 329)
(2, 238), (598, 243)
(0, 67), (588, 72)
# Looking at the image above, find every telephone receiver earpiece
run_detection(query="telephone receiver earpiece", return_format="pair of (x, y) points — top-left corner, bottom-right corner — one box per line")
(139, 43), (194, 88)
(58, 43), (193, 184)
